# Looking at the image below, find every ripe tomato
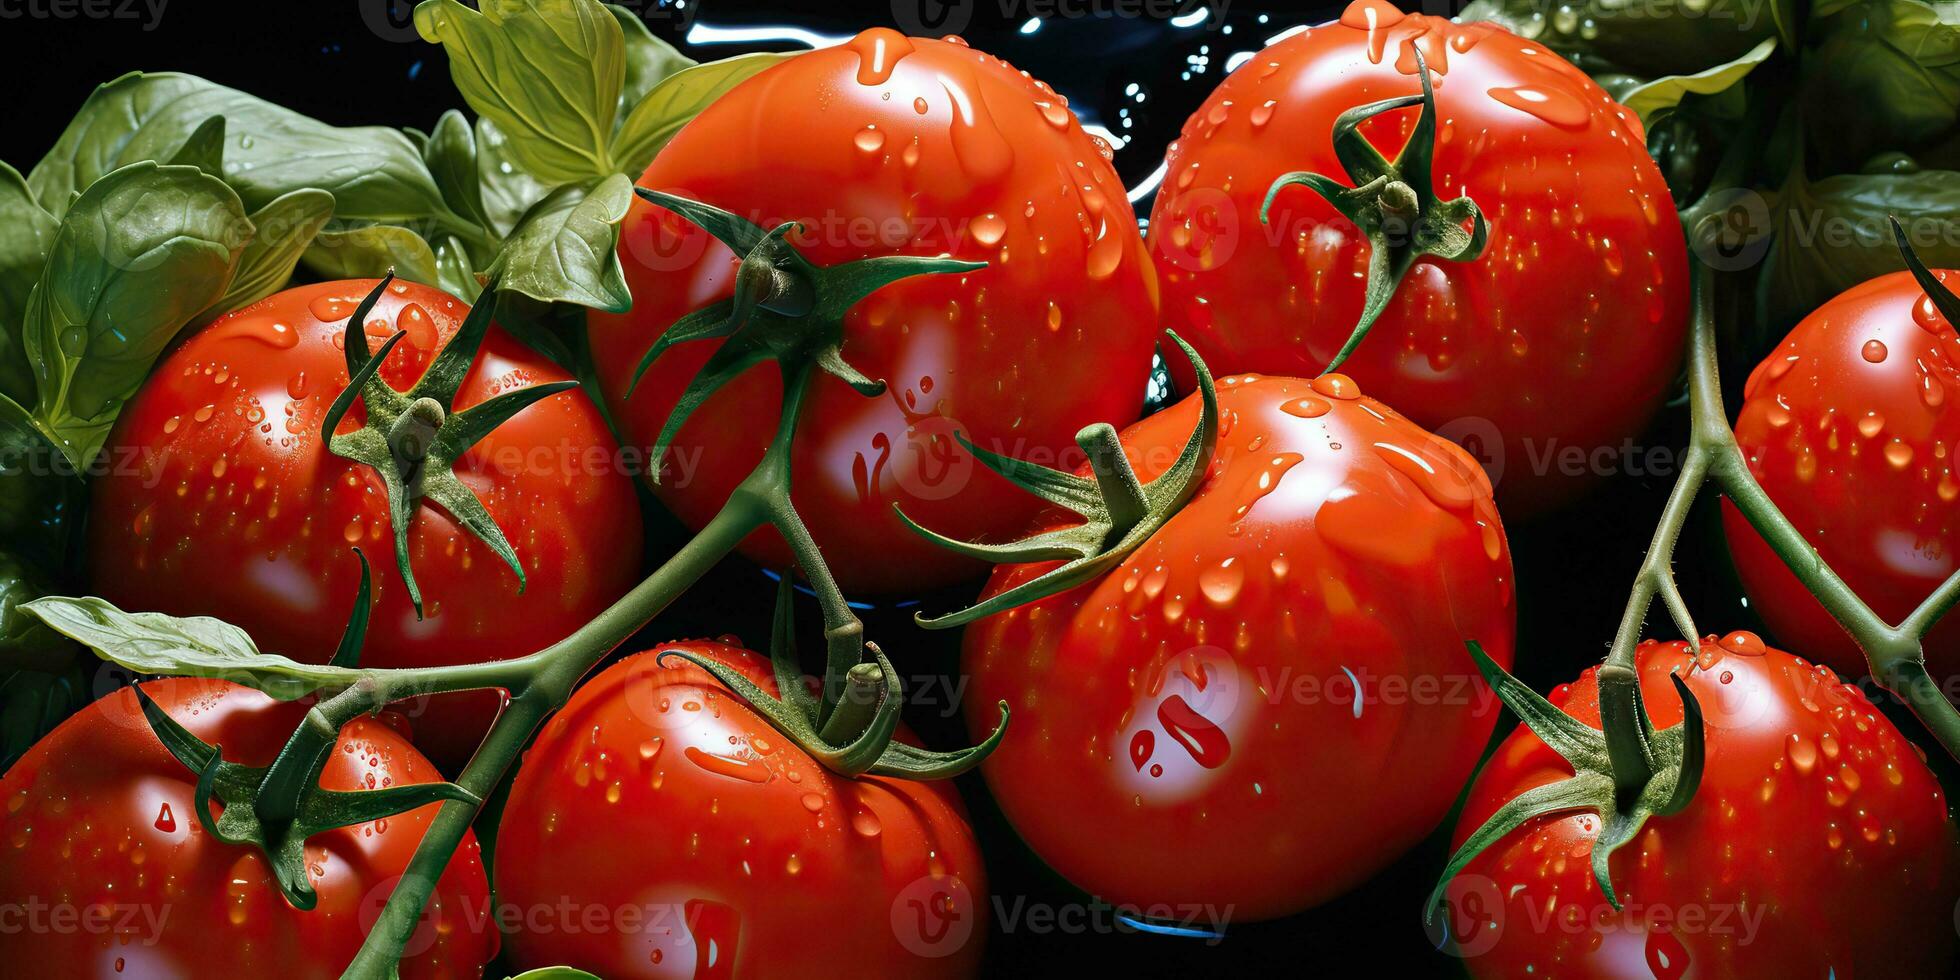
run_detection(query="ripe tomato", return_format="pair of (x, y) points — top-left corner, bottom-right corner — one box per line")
(1147, 1), (1687, 515)
(1442, 633), (1958, 976)
(589, 28), (1160, 594)
(0, 678), (496, 978)
(1724, 269), (1960, 681)
(495, 642), (986, 978)
(87, 279), (644, 767)
(963, 372), (1515, 919)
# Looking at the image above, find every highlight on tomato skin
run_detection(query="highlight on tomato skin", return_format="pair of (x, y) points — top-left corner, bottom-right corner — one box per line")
(84, 279), (646, 769)
(962, 370), (1517, 920)
(0, 678), (499, 979)
(493, 643), (988, 980)
(1724, 268), (1960, 685)
(1442, 633), (1960, 978)
(1148, 0), (1689, 517)
(589, 27), (1162, 597)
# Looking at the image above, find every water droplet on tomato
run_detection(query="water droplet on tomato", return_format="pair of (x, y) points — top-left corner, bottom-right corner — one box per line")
(1487, 85), (1590, 129)
(846, 28), (914, 86)
(1156, 695), (1231, 769)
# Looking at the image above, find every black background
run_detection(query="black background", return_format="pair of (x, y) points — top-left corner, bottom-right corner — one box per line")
(0, 1), (1861, 977)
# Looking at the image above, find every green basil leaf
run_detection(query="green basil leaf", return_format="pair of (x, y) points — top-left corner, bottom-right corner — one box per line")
(476, 117), (554, 239)
(30, 72), (461, 232)
(198, 189), (335, 325)
(435, 233), (482, 303)
(1456, 0), (1783, 77)
(609, 3), (694, 110)
(0, 394), (81, 573)
(505, 969), (602, 980)
(305, 223), (442, 286)
(613, 51), (792, 179)
(1621, 37), (1777, 119)
(0, 662), (89, 773)
(414, 0), (626, 183)
(424, 109), (492, 233)
(0, 554), (75, 671)
(488, 173), (633, 312)
(1760, 165), (1960, 330)
(167, 114), (227, 174)
(0, 162), (56, 406)
(23, 596), (360, 700)
(1803, 0), (1960, 173)
(24, 161), (247, 469)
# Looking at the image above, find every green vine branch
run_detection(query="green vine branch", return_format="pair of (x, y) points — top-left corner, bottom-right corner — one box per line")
(1431, 213), (1960, 928)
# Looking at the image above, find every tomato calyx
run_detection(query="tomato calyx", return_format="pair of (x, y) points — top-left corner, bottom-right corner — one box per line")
(900, 332), (1218, 629)
(1261, 48), (1488, 375)
(124, 556), (479, 911)
(1427, 642), (1706, 921)
(654, 575), (1009, 779)
(624, 187), (985, 480)
(319, 274), (579, 619)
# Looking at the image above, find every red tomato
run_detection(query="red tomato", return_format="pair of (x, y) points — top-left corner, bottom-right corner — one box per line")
(87, 280), (644, 766)
(963, 372), (1515, 919)
(1147, 1), (1687, 515)
(589, 28), (1160, 594)
(1443, 633), (1958, 977)
(495, 642), (986, 978)
(1724, 269), (1960, 681)
(0, 678), (496, 978)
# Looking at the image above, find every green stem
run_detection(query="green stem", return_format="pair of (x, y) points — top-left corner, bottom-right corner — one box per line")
(1596, 249), (1960, 765)
(341, 481), (768, 977)
(750, 363), (866, 720)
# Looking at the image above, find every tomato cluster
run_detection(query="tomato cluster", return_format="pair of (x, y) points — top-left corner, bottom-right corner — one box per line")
(8, 4), (1960, 979)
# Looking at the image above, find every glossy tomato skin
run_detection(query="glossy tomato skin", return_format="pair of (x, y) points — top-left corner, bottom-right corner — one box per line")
(496, 643), (986, 978)
(589, 28), (1160, 595)
(0, 678), (496, 978)
(1147, 1), (1687, 515)
(1724, 269), (1960, 681)
(1445, 634), (1958, 977)
(87, 280), (644, 766)
(964, 373), (1515, 919)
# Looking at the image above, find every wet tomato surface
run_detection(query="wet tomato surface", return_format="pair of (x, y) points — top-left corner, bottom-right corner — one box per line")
(86, 280), (644, 766)
(963, 372), (1516, 919)
(0, 678), (496, 979)
(1725, 269), (1960, 682)
(495, 642), (987, 978)
(590, 28), (1161, 595)
(1445, 633), (1959, 977)
(1148, 1), (1688, 515)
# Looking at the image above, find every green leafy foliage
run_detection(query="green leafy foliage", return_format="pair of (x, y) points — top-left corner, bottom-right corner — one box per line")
(22, 162), (246, 468)
(24, 595), (362, 700)
(1457, 0), (1787, 77)
(1802, 0), (1960, 172)
(488, 174), (635, 311)
(1761, 164), (1960, 329)
(0, 162), (55, 406)
(414, 0), (628, 183)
